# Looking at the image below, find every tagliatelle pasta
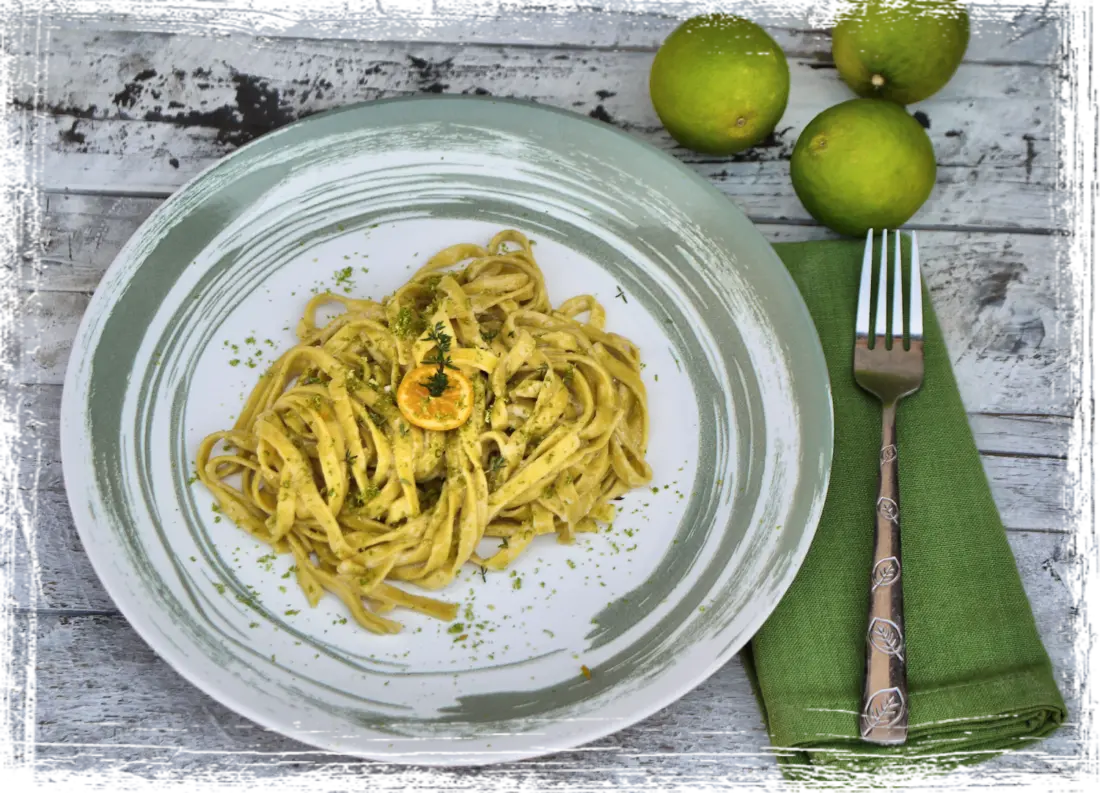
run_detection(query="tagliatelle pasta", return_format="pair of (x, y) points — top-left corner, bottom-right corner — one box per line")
(197, 229), (652, 634)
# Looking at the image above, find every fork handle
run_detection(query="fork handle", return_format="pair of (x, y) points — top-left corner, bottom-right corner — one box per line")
(859, 400), (909, 745)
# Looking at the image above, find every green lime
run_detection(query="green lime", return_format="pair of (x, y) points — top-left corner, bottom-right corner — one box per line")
(832, 0), (970, 105)
(790, 99), (936, 236)
(649, 14), (790, 155)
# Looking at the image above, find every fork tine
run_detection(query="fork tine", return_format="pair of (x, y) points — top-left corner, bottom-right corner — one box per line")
(856, 228), (873, 339)
(909, 231), (923, 341)
(892, 231), (904, 342)
(875, 229), (888, 338)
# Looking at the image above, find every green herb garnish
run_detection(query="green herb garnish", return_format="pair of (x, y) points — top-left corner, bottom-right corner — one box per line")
(420, 322), (458, 397)
(422, 368), (451, 397)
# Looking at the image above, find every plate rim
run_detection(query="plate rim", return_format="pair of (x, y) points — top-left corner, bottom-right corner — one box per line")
(59, 94), (834, 765)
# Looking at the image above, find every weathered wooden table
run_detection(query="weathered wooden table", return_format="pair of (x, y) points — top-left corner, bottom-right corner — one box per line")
(5, 2), (1081, 786)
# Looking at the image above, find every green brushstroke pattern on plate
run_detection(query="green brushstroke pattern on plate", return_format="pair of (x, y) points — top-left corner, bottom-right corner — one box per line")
(61, 96), (832, 764)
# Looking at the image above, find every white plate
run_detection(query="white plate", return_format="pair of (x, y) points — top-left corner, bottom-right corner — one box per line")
(61, 96), (832, 764)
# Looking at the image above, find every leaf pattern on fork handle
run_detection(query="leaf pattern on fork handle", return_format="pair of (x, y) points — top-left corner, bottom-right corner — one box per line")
(876, 496), (899, 523)
(860, 405), (909, 745)
(871, 556), (900, 590)
(861, 687), (906, 737)
(868, 617), (905, 661)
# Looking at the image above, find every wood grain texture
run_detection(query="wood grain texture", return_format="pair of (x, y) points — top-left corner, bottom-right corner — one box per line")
(32, 1), (1063, 65)
(18, 527), (1081, 781)
(4, 1), (1079, 779)
(2, 393), (1091, 538)
(13, 195), (1073, 617)
(9, 441), (1070, 615)
(17, 199), (1074, 416)
(11, 30), (1059, 229)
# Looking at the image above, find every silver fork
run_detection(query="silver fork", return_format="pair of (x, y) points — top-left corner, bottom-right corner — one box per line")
(854, 229), (924, 745)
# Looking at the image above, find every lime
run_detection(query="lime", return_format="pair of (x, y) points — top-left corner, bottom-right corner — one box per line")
(649, 14), (789, 155)
(790, 99), (936, 236)
(832, 0), (970, 105)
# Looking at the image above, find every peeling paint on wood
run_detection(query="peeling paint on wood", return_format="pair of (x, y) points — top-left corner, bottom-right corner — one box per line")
(10, 31), (1060, 230)
(1, 3), (1078, 780)
(13, 526), (1081, 780)
(18, 196), (1074, 416)
(30, 1), (1064, 66)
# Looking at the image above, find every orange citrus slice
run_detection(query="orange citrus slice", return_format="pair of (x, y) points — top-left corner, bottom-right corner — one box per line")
(396, 364), (474, 431)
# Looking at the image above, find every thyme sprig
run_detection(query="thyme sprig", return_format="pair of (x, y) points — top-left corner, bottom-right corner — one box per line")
(421, 322), (457, 397)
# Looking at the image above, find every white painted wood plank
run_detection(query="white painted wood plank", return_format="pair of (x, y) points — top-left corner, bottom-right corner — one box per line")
(18, 206), (1075, 416)
(12, 490), (109, 614)
(12, 388), (62, 494)
(4, 4), (1076, 781)
(37, 381), (1047, 498)
(968, 413), (1070, 458)
(6, 367), (1091, 494)
(20, 528), (1081, 778)
(12, 382), (1070, 613)
(28, 193), (161, 291)
(12, 31), (1059, 229)
(4, 373), (1091, 497)
(29, 1), (1063, 65)
(980, 456), (1069, 531)
(15, 290), (87, 386)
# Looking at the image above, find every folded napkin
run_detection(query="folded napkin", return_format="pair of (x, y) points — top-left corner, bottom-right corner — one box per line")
(743, 238), (1066, 778)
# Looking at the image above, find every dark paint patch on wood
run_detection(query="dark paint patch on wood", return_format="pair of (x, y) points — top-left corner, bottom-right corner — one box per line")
(978, 265), (1022, 309)
(1023, 134), (1038, 180)
(723, 126), (795, 163)
(358, 64), (385, 85)
(10, 99), (98, 119)
(58, 120), (86, 146)
(913, 110), (931, 129)
(407, 55), (453, 94)
(945, 129), (964, 137)
(1002, 316), (1046, 354)
(588, 104), (614, 123)
(596, 89), (616, 99)
(111, 69), (159, 110)
(168, 157), (180, 169)
(141, 72), (296, 147)
(807, 62), (838, 70)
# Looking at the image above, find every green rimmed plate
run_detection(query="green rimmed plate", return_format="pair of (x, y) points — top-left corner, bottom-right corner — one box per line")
(60, 96), (832, 764)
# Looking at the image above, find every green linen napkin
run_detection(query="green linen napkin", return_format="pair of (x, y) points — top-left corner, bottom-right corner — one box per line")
(744, 238), (1066, 778)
